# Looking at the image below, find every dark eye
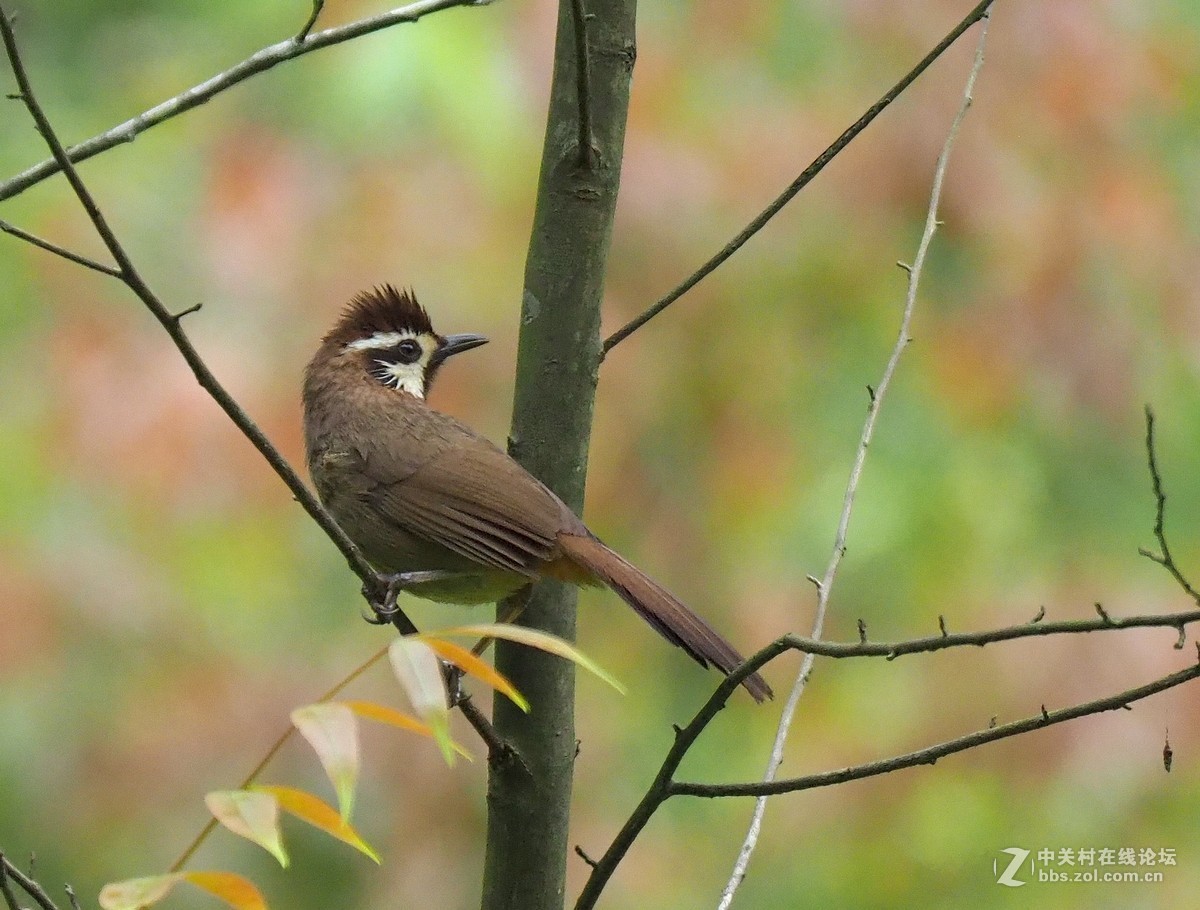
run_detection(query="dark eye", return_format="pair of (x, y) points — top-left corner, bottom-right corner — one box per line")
(394, 339), (422, 364)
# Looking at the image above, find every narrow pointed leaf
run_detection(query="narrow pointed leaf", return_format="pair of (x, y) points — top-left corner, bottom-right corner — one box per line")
(342, 699), (473, 761)
(387, 637), (455, 764)
(418, 636), (530, 712)
(255, 784), (380, 864)
(290, 702), (360, 820)
(182, 872), (268, 910)
(431, 623), (625, 694)
(341, 699), (428, 734)
(205, 790), (288, 867)
(99, 874), (181, 910)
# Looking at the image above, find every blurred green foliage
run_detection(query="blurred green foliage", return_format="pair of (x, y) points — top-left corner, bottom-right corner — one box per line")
(2, 1), (1200, 908)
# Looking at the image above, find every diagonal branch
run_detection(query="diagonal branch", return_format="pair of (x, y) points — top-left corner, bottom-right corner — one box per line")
(0, 217), (120, 276)
(0, 854), (61, 910)
(573, 599), (1197, 908)
(600, 0), (995, 357)
(0, 2), (381, 601)
(0, 4), (512, 758)
(0, 0), (481, 203)
(673, 658), (1200, 799)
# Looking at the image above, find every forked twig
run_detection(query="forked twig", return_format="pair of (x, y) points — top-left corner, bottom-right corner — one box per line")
(1138, 405), (1200, 605)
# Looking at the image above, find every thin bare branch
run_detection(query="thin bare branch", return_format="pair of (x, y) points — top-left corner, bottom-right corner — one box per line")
(0, 855), (61, 910)
(718, 10), (993, 906)
(573, 599), (1200, 909)
(0, 0), (480, 203)
(0, 3), (392, 604)
(674, 660), (1200, 799)
(600, 0), (996, 357)
(0, 217), (120, 276)
(0, 0), (513, 800)
(296, 0), (326, 42)
(0, 856), (20, 910)
(1138, 405), (1200, 605)
(748, 607), (1200, 673)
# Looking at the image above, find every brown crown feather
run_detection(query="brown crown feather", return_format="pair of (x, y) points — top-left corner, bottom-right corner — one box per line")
(324, 285), (434, 346)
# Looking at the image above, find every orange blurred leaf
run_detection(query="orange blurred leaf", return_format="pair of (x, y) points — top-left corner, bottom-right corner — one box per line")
(99, 872), (267, 910)
(182, 872), (268, 910)
(418, 636), (529, 712)
(431, 623), (625, 694)
(254, 784), (380, 864)
(341, 699), (472, 761)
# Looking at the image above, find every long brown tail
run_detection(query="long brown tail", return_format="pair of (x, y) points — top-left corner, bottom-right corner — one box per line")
(556, 533), (772, 702)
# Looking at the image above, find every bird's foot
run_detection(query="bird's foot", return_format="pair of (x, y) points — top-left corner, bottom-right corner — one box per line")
(361, 570), (465, 625)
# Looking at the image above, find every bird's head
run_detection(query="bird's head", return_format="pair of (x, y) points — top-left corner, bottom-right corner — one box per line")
(318, 285), (488, 398)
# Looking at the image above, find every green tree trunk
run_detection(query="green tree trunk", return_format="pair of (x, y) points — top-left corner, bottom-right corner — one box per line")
(479, 2), (636, 909)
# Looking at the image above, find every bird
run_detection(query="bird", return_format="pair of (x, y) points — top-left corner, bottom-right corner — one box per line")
(302, 285), (771, 702)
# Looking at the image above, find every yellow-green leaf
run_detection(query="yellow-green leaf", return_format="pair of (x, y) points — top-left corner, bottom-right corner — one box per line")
(343, 699), (472, 761)
(182, 871), (268, 910)
(254, 784), (380, 864)
(418, 636), (529, 712)
(431, 623), (626, 694)
(99, 874), (181, 910)
(290, 702), (360, 820)
(205, 790), (288, 867)
(387, 637), (455, 764)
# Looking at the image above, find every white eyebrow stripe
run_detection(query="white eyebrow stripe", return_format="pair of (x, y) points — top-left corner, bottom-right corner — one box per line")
(345, 331), (416, 351)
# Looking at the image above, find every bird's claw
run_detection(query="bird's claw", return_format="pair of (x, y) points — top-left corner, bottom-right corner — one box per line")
(361, 575), (402, 625)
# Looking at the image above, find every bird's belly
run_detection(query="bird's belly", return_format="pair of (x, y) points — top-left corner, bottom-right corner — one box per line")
(405, 572), (530, 605)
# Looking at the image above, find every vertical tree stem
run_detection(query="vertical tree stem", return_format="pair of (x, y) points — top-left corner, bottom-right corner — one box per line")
(480, 2), (636, 908)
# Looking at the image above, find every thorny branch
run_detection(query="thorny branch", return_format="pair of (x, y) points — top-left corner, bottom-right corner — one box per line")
(573, 595), (1200, 908)
(673, 659), (1200, 799)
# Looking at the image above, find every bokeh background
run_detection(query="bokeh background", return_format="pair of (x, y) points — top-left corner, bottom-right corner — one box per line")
(2, 1), (1199, 908)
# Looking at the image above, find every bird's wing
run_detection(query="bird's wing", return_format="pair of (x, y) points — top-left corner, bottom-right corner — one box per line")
(361, 413), (576, 575)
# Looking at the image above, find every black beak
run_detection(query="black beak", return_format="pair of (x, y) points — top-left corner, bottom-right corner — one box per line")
(433, 332), (489, 365)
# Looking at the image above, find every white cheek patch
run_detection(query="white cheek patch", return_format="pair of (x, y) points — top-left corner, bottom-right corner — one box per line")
(373, 359), (426, 398)
(345, 331), (414, 352)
